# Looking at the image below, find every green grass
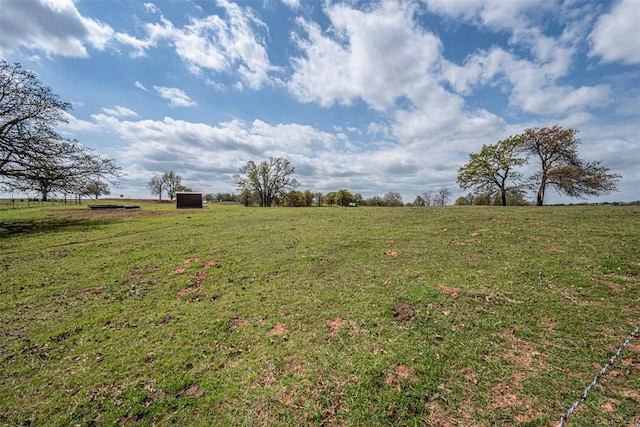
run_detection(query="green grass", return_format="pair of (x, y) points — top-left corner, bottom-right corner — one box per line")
(1, 203), (639, 426)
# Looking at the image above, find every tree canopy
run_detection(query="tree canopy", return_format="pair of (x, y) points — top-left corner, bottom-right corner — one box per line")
(1, 61), (120, 199)
(522, 125), (620, 205)
(233, 157), (299, 207)
(457, 125), (620, 206)
(457, 136), (527, 206)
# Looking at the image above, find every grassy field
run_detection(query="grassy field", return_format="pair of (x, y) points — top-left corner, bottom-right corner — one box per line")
(1, 202), (638, 426)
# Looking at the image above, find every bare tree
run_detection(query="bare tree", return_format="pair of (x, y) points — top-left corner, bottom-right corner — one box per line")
(147, 175), (164, 200)
(1, 61), (120, 194)
(433, 187), (452, 206)
(422, 191), (433, 206)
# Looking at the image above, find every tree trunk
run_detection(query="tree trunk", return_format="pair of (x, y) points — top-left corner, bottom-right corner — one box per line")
(501, 191), (507, 206)
(536, 181), (546, 206)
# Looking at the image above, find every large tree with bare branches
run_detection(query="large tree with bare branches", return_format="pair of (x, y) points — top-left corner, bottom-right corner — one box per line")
(522, 125), (620, 206)
(1, 61), (120, 197)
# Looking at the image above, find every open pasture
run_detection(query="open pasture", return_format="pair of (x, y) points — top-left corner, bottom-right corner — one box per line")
(1, 203), (638, 426)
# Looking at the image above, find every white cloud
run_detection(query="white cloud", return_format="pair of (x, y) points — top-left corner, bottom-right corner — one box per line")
(153, 86), (198, 108)
(143, 2), (160, 13)
(289, 0), (442, 111)
(0, 0), (114, 57)
(589, 0), (640, 65)
(101, 106), (138, 117)
(134, 0), (276, 89)
(134, 81), (148, 91)
(280, 0), (301, 9)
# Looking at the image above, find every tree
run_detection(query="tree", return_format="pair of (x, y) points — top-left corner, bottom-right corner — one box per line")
(238, 189), (253, 206)
(162, 171), (182, 201)
(433, 187), (451, 206)
(383, 192), (403, 207)
(454, 196), (469, 205)
(233, 157), (299, 207)
(413, 195), (426, 206)
(422, 191), (433, 206)
(147, 175), (164, 200)
(284, 190), (308, 207)
(1, 61), (120, 195)
(1, 61), (71, 183)
(10, 139), (120, 201)
(457, 136), (527, 206)
(334, 189), (354, 207)
(324, 191), (336, 207)
(303, 190), (314, 207)
(84, 180), (110, 199)
(522, 125), (621, 206)
(174, 184), (192, 194)
(464, 193), (476, 205)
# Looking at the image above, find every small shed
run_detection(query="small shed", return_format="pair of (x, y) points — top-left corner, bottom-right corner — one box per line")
(176, 192), (203, 209)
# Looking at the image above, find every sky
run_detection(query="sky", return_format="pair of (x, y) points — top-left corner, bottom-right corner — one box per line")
(1, 0), (639, 204)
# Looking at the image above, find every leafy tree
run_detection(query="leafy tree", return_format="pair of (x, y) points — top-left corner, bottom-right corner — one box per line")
(413, 195), (426, 206)
(324, 191), (336, 207)
(464, 192), (476, 205)
(457, 136), (527, 206)
(367, 195), (384, 206)
(472, 193), (492, 205)
(147, 175), (164, 200)
(522, 125), (621, 206)
(84, 180), (110, 199)
(233, 157), (299, 207)
(174, 184), (192, 194)
(238, 189), (253, 206)
(284, 190), (308, 207)
(454, 196), (469, 205)
(334, 189), (354, 207)
(383, 192), (403, 207)
(433, 187), (451, 206)
(162, 171), (182, 201)
(314, 192), (324, 207)
(303, 190), (314, 207)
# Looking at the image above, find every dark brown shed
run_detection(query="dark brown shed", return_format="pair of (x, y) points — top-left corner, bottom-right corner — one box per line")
(175, 192), (203, 209)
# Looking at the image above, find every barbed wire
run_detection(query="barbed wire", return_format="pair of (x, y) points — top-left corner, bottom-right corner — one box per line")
(557, 324), (640, 427)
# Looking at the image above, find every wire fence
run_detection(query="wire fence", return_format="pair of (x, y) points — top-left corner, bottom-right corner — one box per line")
(0, 197), (85, 210)
(557, 324), (640, 426)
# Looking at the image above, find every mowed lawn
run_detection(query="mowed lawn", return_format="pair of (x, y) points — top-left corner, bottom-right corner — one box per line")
(1, 203), (638, 426)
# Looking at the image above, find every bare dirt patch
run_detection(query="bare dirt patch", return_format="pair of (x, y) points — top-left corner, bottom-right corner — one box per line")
(268, 322), (288, 335)
(327, 317), (347, 336)
(177, 283), (204, 298)
(54, 208), (176, 221)
(390, 302), (415, 321)
(439, 285), (461, 298)
(202, 260), (221, 268)
(80, 286), (106, 295)
(543, 247), (567, 254)
(177, 384), (205, 398)
(385, 249), (398, 257)
(229, 315), (246, 330)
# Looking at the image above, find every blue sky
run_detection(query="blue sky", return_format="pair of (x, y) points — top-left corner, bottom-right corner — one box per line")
(1, 0), (639, 203)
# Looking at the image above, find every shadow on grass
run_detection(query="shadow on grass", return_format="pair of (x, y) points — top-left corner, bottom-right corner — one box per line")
(0, 217), (112, 237)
